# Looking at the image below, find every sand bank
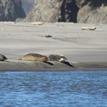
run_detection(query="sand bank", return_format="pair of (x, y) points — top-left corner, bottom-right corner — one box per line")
(0, 22), (107, 71)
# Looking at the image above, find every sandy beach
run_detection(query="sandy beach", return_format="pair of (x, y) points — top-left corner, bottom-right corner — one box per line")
(0, 22), (107, 71)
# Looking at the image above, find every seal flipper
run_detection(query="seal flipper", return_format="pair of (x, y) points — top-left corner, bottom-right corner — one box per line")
(61, 61), (74, 67)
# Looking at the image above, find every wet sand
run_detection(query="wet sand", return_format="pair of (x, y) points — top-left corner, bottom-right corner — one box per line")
(0, 22), (107, 71)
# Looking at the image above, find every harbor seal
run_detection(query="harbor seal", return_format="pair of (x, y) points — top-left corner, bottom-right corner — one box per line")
(81, 26), (96, 31)
(0, 54), (7, 61)
(18, 53), (48, 62)
(48, 54), (74, 67)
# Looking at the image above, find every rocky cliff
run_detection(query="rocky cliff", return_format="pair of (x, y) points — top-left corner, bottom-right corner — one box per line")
(26, 0), (107, 24)
(26, 0), (79, 22)
(0, 0), (25, 21)
(76, 0), (107, 24)
(26, 0), (63, 22)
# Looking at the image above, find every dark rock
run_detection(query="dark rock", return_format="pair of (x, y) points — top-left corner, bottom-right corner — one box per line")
(58, 0), (79, 22)
(0, 0), (25, 21)
(45, 35), (53, 38)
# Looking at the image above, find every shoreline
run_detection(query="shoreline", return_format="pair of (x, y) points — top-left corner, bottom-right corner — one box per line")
(0, 61), (107, 71)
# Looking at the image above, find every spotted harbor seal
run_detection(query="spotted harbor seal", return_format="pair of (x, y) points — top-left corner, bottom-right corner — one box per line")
(48, 54), (74, 67)
(18, 53), (48, 62)
(0, 54), (7, 61)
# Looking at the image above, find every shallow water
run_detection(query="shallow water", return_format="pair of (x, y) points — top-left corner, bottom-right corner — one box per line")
(0, 71), (107, 107)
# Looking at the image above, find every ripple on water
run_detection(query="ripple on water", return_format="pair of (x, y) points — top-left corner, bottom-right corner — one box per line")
(0, 71), (107, 107)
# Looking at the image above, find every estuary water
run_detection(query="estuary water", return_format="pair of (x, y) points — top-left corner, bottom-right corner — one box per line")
(0, 71), (107, 107)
